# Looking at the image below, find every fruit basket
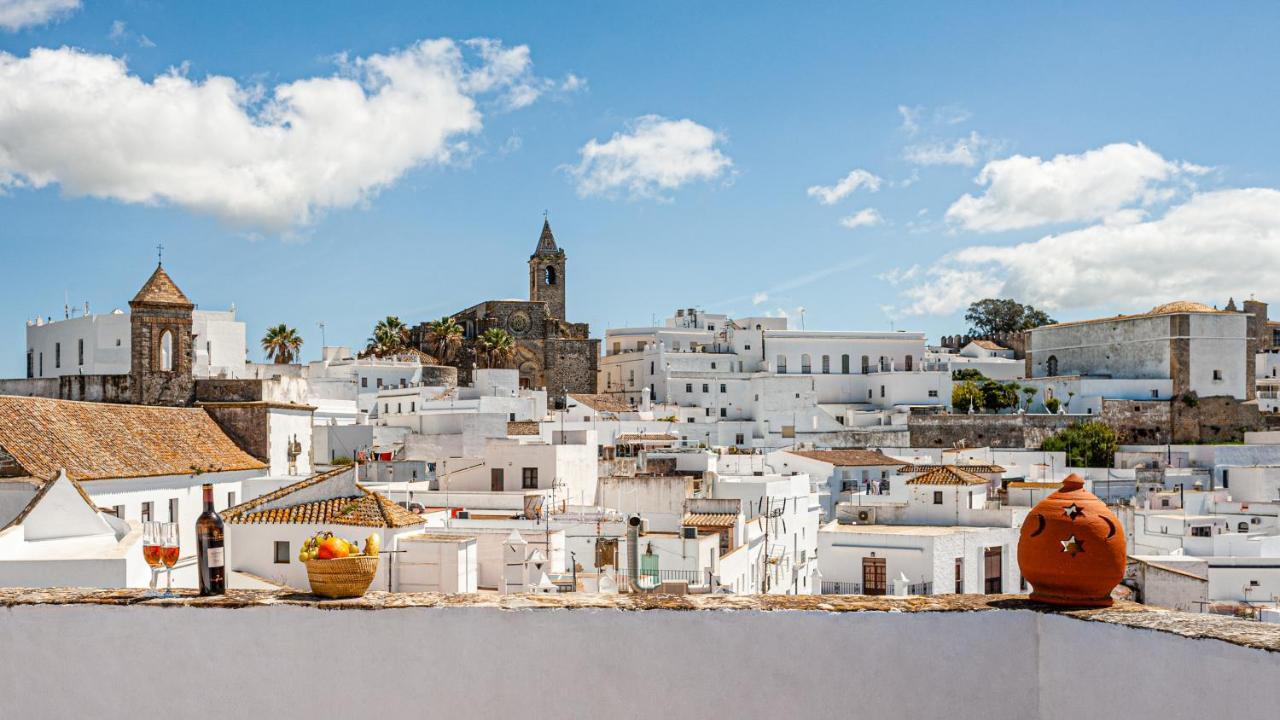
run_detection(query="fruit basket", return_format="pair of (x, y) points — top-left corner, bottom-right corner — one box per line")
(300, 531), (382, 599)
(304, 555), (380, 599)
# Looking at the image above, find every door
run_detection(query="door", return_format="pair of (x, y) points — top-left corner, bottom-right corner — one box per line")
(490, 468), (504, 492)
(595, 538), (618, 569)
(984, 547), (1003, 594)
(862, 557), (887, 595)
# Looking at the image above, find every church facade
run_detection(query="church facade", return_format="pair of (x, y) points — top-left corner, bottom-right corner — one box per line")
(410, 220), (600, 403)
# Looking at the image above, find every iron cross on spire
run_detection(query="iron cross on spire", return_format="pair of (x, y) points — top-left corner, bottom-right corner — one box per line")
(156, 243), (165, 266)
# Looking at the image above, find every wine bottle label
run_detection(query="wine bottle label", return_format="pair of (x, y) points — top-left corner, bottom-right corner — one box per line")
(206, 546), (224, 568)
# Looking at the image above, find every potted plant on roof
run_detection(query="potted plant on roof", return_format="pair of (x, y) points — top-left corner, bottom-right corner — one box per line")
(299, 530), (381, 599)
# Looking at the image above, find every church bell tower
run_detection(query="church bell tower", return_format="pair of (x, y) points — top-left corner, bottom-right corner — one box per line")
(128, 262), (195, 406)
(529, 218), (566, 321)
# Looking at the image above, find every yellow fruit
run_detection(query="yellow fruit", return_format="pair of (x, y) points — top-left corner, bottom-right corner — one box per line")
(364, 534), (381, 557)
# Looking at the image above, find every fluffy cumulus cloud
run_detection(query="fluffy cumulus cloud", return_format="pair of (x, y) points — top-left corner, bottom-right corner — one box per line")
(567, 115), (732, 199)
(0, 38), (569, 230)
(944, 142), (1207, 232)
(839, 208), (883, 229)
(806, 168), (881, 204)
(0, 0), (79, 31)
(894, 188), (1280, 316)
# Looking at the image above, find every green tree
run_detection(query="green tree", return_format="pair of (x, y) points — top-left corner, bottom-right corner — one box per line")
(1021, 386), (1037, 410)
(981, 380), (1020, 412)
(1044, 397), (1061, 414)
(478, 328), (516, 369)
(261, 324), (302, 364)
(365, 315), (409, 358)
(953, 380), (983, 412)
(951, 368), (987, 382)
(965, 298), (1055, 337)
(425, 316), (464, 363)
(1041, 421), (1118, 468)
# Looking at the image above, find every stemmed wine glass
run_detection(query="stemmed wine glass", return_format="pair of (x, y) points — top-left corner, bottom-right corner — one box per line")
(159, 522), (180, 597)
(141, 521), (164, 596)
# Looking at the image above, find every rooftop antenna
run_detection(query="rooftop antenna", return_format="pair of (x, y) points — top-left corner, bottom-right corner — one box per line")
(318, 321), (327, 349)
(798, 307), (806, 330)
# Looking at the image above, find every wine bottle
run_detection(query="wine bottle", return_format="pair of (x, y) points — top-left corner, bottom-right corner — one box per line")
(196, 483), (226, 595)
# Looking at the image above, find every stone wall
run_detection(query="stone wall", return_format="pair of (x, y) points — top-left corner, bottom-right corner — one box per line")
(1171, 395), (1263, 443)
(0, 378), (59, 398)
(195, 379), (264, 403)
(908, 414), (1081, 449)
(420, 365), (458, 388)
(814, 426), (911, 448)
(199, 404), (269, 462)
(1100, 399), (1173, 444)
(129, 301), (194, 407)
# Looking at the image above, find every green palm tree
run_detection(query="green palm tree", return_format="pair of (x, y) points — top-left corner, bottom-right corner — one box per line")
(426, 316), (464, 363)
(261, 324), (303, 364)
(366, 315), (409, 358)
(478, 328), (516, 369)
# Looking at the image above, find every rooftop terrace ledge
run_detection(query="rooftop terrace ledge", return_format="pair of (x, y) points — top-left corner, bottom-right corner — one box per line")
(4, 587), (1279, 653)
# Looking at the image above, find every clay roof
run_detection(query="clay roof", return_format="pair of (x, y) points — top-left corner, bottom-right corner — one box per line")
(130, 264), (192, 306)
(903, 466), (990, 486)
(1006, 481), (1064, 489)
(616, 433), (679, 443)
(898, 463), (1006, 474)
(786, 449), (903, 467)
(970, 340), (1007, 351)
(507, 421), (541, 436)
(570, 393), (633, 413)
(1038, 300), (1232, 331)
(222, 468), (421, 528)
(0, 396), (266, 482)
(683, 513), (736, 528)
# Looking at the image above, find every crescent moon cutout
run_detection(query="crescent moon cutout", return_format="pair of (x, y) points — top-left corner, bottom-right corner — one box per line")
(1029, 513), (1045, 537)
(1103, 516), (1117, 539)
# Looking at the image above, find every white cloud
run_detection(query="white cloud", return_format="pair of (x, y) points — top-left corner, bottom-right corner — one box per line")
(806, 168), (881, 204)
(897, 105), (921, 136)
(0, 39), (559, 230)
(878, 265), (920, 286)
(899, 104), (971, 137)
(568, 115), (732, 199)
(904, 131), (990, 167)
(109, 19), (126, 41)
(944, 142), (1204, 232)
(0, 0), (79, 31)
(752, 291), (768, 306)
(839, 208), (883, 229)
(894, 188), (1280, 316)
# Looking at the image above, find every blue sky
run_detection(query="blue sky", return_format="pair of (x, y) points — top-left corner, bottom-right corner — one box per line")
(3, 1), (1280, 375)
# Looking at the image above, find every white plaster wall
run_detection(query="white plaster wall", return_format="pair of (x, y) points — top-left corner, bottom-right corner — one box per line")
(82, 471), (256, 556)
(1189, 313), (1249, 399)
(267, 407), (314, 476)
(191, 309), (248, 379)
(25, 312), (130, 377)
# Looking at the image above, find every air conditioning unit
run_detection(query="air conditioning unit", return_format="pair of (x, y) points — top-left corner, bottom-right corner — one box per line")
(681, 526), (698, 539)
(854, 508), (876, 524)
(455, 510), (470, 520)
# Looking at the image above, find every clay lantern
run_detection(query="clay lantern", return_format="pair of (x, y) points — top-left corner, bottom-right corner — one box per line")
(1017, 474), (1125, 607)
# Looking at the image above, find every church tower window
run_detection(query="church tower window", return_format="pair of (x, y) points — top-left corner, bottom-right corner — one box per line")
(160, 331), (173, 372)
(545, 265), (557, 286)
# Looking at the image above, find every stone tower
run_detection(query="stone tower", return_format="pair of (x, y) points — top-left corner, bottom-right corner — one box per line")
(129, 264), (195, 406)
(528, 219), (566, 321)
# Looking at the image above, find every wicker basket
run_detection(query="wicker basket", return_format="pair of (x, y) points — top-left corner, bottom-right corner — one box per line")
(305, 555), (379, 599)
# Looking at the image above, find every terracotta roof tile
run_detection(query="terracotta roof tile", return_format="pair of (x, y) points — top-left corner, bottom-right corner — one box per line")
(222, 468), (421, 529)
(0, 396), (266, 482)
(130, 265), (192, 306)
(570, 393), (634, 413)
(971, 340), (1007, 351)
(683, 513), (736, 528)
(507, 421), (541, 436)
(786, 449), (903, 467)
(616, 433), (678, 443)
(898, 463), (1006, 474)
(904, 466), (990, 486)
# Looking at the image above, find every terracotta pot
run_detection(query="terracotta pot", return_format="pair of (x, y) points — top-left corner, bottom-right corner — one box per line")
(1017, 474), (1125, 607)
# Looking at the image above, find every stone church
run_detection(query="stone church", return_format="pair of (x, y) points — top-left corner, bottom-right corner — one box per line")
(410, 220), (599, 404)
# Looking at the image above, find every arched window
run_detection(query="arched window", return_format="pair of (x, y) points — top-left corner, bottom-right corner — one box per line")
(1238, 522), (1249, 533)
(1046, 355), (1059, 376)
(861, 355), (870, 374)
(545, 265), (557, 286)
(801, 354), (812, 373)
(776, 354), (787, 374)
(159, 330), (173, 372)
(841, 354), (850, 373)
(821, 355), (830, 374)
(904, 355), (913, 371)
